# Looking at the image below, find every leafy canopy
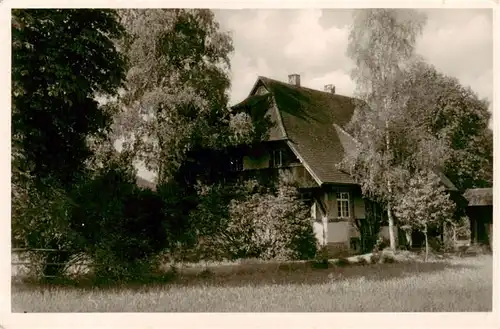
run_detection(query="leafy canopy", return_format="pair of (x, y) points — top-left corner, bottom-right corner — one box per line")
(114, 9), (238, 184)
(12, 9), (127, 189)
(343, 9), (429, 204)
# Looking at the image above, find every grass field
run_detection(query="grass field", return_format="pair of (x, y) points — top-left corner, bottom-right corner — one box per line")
(11, 254), (492, 312)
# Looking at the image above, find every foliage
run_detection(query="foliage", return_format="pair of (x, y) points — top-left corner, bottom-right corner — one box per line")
(12, 175), (72, 249)
(12, 9), (127, 189)
(225, 179), (317, 261)
(69, 164), (170, 281)
(114, 9), (238, 185)
(344, 9), (428, 249)
(11, 9), (128, 278)
(11, 170), (82, 277)
(183, 180), (254, 261)
(190, 177), (317, 262)
(400, 60), (493, 191)
(443, 216), (471, 251)
(393, 170), (455, 261)
(355, 200), (386, 253)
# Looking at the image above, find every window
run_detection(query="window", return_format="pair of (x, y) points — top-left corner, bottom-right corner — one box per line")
(229, 156), (243, 172)
(270, 149), (283, 168)
(337, 192), (350, 218)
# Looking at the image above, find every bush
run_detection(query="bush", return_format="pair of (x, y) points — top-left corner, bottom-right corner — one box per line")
(336, 257), (351, 267)
(186, 180), (254, 262)
(310, 258), (330, 269)
(379, 248), (396, 263)
(12, 174), (78, 278)
(428, 236), (444, 253)
(356, 256), (370, 265)
(225, 180), (317, 261)
(192, 178), (317, 262)
(70, 165), (171, 281)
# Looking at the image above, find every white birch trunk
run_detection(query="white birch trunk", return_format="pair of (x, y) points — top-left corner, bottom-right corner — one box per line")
(385, 118), (396, 250)
(424, 223), (429, 262)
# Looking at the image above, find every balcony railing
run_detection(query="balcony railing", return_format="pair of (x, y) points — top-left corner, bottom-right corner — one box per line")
(228, 164), (318, 188)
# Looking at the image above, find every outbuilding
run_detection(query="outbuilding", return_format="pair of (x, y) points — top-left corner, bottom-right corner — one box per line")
(463, 188), (493, 250)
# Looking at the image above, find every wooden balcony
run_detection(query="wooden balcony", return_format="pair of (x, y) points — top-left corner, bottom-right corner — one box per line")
(227, 164), (318, 189)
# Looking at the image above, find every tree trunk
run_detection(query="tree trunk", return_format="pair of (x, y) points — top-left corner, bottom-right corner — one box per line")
(387, 204), (396, 250)
(405, 229), (412, 249)
(452, 224), (457, 252)
(424, 224), (429, 262)
(385, 119), (396, 251)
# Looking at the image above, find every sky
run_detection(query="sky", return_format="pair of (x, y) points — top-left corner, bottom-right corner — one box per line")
(138, 8), (493, 181)
(213, 8), (493, 107)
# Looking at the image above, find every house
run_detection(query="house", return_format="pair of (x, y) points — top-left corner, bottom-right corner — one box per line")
(226, 74), (458, 256)
(464, 187), (493, 250)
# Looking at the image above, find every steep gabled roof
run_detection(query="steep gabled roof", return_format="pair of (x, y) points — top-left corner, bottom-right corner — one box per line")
(232, 76), (358, 184)
(232, 76), (458, 190)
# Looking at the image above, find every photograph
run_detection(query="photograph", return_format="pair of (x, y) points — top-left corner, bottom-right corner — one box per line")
(9, 4), (494, 316)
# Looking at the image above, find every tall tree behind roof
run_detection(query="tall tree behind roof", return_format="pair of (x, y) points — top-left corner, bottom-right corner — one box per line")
(114, 9), (235, 185)
(399, 60), (493, 191)
(344, 9), (428, 250)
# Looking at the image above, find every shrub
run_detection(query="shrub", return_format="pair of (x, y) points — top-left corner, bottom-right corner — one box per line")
(356, 256), (370, 265)
(379, 248), (396, 264)
(192, 178), (317, 262)
(187, 180), (255, 262)
(336, 257), (351, 267)
(428, 236), (444, 253)
(370, 253), (381, 264)
(225, 179), (317, 261)
(11, 173), (78, 278)
(462, 244), (491, 257)
(310, 259), (330, 269)
(70, 164), (171, 282)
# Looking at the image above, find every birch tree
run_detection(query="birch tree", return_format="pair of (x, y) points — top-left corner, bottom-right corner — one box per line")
(113, 9), (248, 185)
(344, 9), (428, 250)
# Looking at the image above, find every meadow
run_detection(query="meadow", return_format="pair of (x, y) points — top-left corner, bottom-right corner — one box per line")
(11, 254), (492, 312)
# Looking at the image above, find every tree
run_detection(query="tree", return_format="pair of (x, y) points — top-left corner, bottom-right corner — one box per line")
(11, 9), (128, 277)
(393, 170), (455, 261)
(400, 61), (493, 191)
(70, 163), (171, 281)
(110, 9), (262, 257)
(113, 9), (238, 185)
(12, 9), (127, 189)
(344, 9), (428, 250)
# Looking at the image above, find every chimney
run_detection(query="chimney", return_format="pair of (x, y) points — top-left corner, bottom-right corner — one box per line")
(324, 84), (335, 94)
(288, 74), (301, 87)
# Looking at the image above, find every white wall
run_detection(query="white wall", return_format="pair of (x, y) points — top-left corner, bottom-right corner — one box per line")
(327, 221), (350, 243)
(313, 220), (325, 246)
